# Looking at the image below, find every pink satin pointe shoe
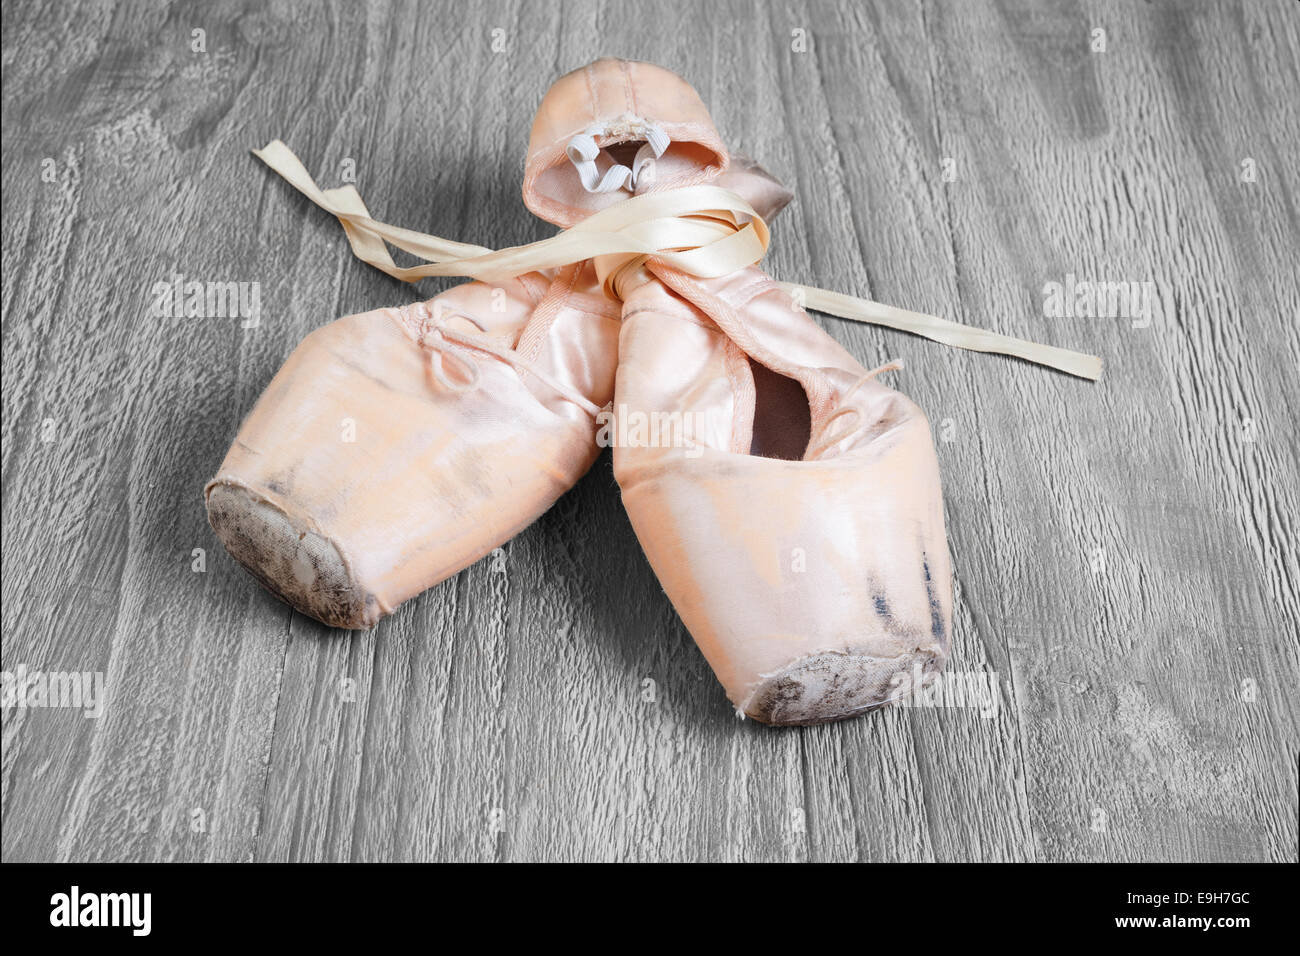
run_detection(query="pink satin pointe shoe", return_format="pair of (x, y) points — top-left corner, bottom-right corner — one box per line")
(543, 69), (953, 724)
(206, 272), (620, 627)
(613, 268), (953, 725)
(518, 59), (953, 723)
(208, 57), (790, 628)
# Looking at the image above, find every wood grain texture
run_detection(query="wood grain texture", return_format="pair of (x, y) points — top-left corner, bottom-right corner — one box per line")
(2, 0), (1296, 863)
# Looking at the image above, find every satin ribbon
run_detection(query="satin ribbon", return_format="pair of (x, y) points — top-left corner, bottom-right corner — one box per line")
(252, 140), (1102, 381)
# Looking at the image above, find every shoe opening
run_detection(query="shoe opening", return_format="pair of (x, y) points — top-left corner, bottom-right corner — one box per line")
(522, 59), (730, 227)
(527, 126), (726, 225)
(605, 140), (646, 169)
(747, 359), (812, 461)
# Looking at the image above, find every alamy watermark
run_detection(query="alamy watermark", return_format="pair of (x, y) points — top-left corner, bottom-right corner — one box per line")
(1043, 274), (1154, 328)
(1, 664), (105, 719)
(50, 886), (150, 936)
(596, 403), (727, 459)
(888, 662), (1001, 718)
(149, 272), (261, 328)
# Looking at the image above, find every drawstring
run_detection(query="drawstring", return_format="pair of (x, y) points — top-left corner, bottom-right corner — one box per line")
(804, 360), (906, 460)
(251, 140), (1102, 382)
(407, 301), (603, 417)
(414, 304), (484, 393)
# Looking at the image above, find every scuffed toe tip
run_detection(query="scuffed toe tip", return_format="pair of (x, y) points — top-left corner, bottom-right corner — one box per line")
(205, 481), (383, 629)
(743, 648), (943, 726)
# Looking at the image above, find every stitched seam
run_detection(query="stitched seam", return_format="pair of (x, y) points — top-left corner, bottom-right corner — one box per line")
(622, 59), (638, 115)
(725, 338), (755, 454)
(517, 272), (549, 303)
(524, 264), (582, 364)
(566, 290), (623, 319)
(722, 272), (776, 309)
(623, 292), (718, 333)
(584, 63), (600, 126)
(654, 265), (835, 432)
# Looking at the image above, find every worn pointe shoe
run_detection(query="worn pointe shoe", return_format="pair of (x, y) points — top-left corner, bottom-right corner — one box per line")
(206, 271), (620, 627)
(580, 74), (954, 724)
(614, 268), (953, 725)
(209, 57), (792, 628)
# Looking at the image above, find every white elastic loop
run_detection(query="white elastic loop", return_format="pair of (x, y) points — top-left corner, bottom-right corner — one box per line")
(565, 120), (670, 195)
(564, 133), (600, 164)
(642, 123), (670, 157)
(631, 143), (658, 186)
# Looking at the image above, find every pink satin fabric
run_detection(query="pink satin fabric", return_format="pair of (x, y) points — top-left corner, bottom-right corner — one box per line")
(615, 265), (952, 720)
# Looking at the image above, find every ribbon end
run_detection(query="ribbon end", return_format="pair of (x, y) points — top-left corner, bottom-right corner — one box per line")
(251, 140), (288, 165)
(1081, 356), (1103, 382)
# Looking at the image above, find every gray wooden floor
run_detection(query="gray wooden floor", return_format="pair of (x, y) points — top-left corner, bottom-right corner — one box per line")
(3, 0), (1297, 863)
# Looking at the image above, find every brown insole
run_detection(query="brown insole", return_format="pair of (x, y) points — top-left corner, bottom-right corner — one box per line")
(747, 359), (812, 460)
(605, 140), (645, 167)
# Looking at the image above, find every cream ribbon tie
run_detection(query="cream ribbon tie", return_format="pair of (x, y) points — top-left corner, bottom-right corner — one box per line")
(253, 140), (1102, 382)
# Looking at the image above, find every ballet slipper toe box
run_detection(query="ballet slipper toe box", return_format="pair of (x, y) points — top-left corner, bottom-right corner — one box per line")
(206, 307), (600, 628)
(618, 416), (952, 726)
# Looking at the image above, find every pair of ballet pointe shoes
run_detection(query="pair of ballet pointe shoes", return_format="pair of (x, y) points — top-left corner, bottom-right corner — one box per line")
(207, 58), (952, 725)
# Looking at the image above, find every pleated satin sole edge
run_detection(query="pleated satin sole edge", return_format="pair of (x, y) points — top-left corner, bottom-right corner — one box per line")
(742, 647), (946, 726)
(205, 481), (384, 630)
